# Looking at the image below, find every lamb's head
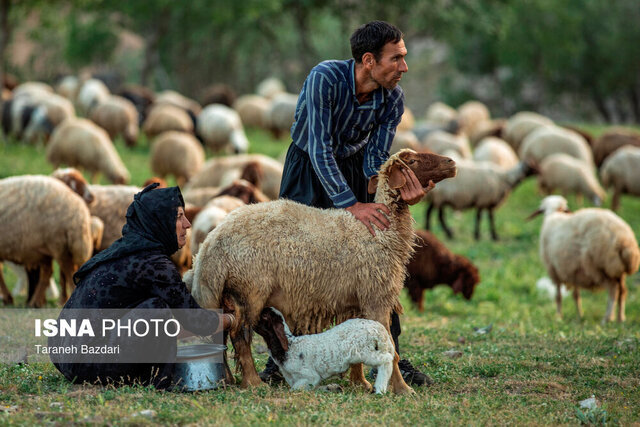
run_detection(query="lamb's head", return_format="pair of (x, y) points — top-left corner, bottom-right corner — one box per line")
(526, 195), (571, 220)
(52, 167), (94, 205)
(452, 256), (480, 300)
(253, 307), (290, 363)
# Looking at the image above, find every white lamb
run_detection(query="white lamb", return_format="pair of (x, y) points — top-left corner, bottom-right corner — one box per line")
(253, 307), (396, 394)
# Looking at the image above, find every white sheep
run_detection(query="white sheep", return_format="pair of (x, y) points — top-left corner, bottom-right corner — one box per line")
(472, 136), (519, 169)
(46, 118), (130, 184)
(150, 131), (205, 187)
(537, 153), (605, 206)
(528, 195), (640, 322)
(519, 125), (594, 168)
(191, 205), (228, 256)
(419, 130), (472, 159)
(196, 104), (249, 154)
(389, 130), (419, 155)
(76, 78), (110, 116)
(426, 160), (532, 240)
(233, 94), (272, 129)
(188, 149), (456, 393)
(154, 90), (202, 116)
(254, 307), (396, 394)
(457, 100), (490, 137)
(256, 77), (286, 100)
(142, 103), (194, 138)
(600, 145), (640, 211)
(503, 111), (554, 151)
(89, 94), (139, 146)
(424, 101), (457, 127)
(263, 92), (298, 139)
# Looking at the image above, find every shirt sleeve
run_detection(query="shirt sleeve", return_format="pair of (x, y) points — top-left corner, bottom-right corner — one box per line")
(363, 91), (405, 178)
(306, 71), (358, 208)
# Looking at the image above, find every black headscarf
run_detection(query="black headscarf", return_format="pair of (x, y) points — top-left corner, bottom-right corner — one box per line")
(74, 183), (185, 284)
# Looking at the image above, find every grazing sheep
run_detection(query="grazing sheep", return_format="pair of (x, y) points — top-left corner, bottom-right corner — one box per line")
(405, 230), (480, 311)
(473, 137), (519, 169)
(51, 167), (94, 205)
(457, 100), (490, 137)
(204, 194), (246, 213)
(389, 131), (420, 155)
(426, 160), (532, 240)
(468, 119), (506, 147)
(420, 130), (472, 159)
(142, 103), (194, 138)
(538, 153), (605, 206)
(519, 125), (594, 168)
(186, 154), (283, 200)
(87, 184), (140, 251)
(188, 149), (456, 393)
(0, 176), (93, 307)
(155, 90), (202, 116)
(150, 131), (205, 187)
(46, 118), (130, 184)
(55, 75), (80, 101)
(191, 205), (228, 256)
(600, 145), (640, 211)
(263, 92), (298, 139)
(503, 111), (554, 151)
(13, 82), (53, 97)
(424, 101), (457, 127)
(201, 83), (236, 108)
(528, 196), (640, 322)
(233, 94), (271, 129)
(211, 179), (270, 205)
(254, 307), (396, 394)
(196, 104), (249, 154)
(76, 78), (110, 116)
(256, 77), (286, 99)
(117, 84), (155, 125)
(183, 186), (224, 207)
(592, 128), (640, 167)
(89, 95), (139, 146)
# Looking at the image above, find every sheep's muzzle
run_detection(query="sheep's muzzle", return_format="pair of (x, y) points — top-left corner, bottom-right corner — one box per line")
(397, 150), (457, 186)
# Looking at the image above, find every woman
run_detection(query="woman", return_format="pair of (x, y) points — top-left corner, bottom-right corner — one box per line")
(50, 183), (233, 389)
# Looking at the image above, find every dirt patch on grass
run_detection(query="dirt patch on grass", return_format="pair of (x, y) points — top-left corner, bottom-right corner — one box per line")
(504, 380), (569, 399)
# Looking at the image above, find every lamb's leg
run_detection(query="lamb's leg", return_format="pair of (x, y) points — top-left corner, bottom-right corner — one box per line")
(425, 203), (434, 231)
(603, 283), (619, 323)
(348, 363), (372, 392)
(474, 208), (482, 240)
(438, 206), (454, 239)
(372, 354), (395, 394)
(230, 326), (262, 388)
(0, 265), (14, 306)
(617, 275), (627, 322)
(488, 209), (499, 241)
(572, 287), (583, 319)
(368, 312), (413, 394)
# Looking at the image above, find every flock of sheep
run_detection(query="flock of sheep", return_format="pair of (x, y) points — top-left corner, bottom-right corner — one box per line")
(0, 73), (640, 391)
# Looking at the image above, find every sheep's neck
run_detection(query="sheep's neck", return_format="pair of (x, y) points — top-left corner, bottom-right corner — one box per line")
(374, 184), (414, 241)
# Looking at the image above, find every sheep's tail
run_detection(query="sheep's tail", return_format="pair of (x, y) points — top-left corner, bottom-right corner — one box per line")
(189, 251), (227, 309)
(620, 244), (640, 275)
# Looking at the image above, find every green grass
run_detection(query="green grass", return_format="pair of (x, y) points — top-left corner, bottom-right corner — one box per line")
(1, 126), (640, 425)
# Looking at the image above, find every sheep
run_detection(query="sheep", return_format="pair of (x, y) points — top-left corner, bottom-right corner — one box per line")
(76, 78), (110, 116)
(424, 101), (457, 127)
(117, 84), (155, 125)
(46, 118), (130, 184)
(204, 194), (246, 213)
(528, 195), (640, 322)
(256, 77), (286, 99)
(13, 81), (53, 98)
(210, 179), (270, 206)
(186, 154), (283, 200)
(592, 128), (640, 167)
(502, 111), (554, 151)
(196, 104), (249, 154)
(600, 145), (640, 211)
(154, 90), (202, 116)
(389, 131), (420, 155)
(233, 94), (271, 129)
(397, 106), (415, 132)
(87, 184), (140, 251)
(0, 176), (93, 307)
(183, 187), (225, 207)
(150, 131), (205, 187)
(468, 118), (506, 147)
(188, 149), (456, 393)
(254, 307), (396, 394)
(89, 94), (139, 146)
(191, 205), (228, 256)
(263, 92), (298, 139)
(419, 130), (472, 159)
(51, 167), (94, 205)
(519, 125), (594, 168)
(473, 137), (519, 169)
(426, 160), (533, 240)
(405, 230), (480, 311)
(537, 153), (606, 206)
(142, 103), (194, 138)
(55, 75), (80, 101)
(201, 83), (236, 108)
(456, 100), (490, 137)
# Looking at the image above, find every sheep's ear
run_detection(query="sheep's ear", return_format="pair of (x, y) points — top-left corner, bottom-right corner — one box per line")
(525, 209), (543, 221)
(273, 321), (289, 352)
(367, 175), (379, 194)
(387, 163), (406, 189)
(452, 276), (464, 294)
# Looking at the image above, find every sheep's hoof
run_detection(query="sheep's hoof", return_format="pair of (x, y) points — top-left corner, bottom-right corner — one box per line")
(240, 375), (264, 389)
(351, 379), (373, 392)
(394, 384), (415, 395)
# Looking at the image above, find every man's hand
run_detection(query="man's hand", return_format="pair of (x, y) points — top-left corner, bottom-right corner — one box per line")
(346, 201), (391, 237)
(399, 168), (434, 205)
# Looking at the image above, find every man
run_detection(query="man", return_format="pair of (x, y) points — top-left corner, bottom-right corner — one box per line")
(261, 21), (432, 386)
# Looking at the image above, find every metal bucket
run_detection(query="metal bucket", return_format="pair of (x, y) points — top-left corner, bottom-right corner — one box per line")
(173, 344), (227, 391)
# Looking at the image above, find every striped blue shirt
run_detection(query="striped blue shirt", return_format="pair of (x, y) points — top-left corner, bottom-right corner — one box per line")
(290, 59), (405, 208)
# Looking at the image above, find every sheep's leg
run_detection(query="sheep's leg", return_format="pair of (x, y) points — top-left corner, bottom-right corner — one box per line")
(611, 189), (621, 211)
(572, 287), (583, 319)
(407, 282), (425, 312)
(373, 356), (395, 394)
(488, 209), (499, 241)
(58, 258), (76, 306)
(27, 262), (52, 308)
(0, 265), (14, 306)
(474, 208), (482, 240)
(90, 171), (100, 184)
(555, 282), (563, 318)
(348, 363), (372, 392)
(230, 326), (262, 388)
(617, 275), (627, 322)
(425, 203), (434, 231)
(603, 284), (619, 323)
(438, 206), (454, 239)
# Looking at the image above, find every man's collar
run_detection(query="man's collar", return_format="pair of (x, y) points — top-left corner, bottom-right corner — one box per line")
(348, 58), (386, 109)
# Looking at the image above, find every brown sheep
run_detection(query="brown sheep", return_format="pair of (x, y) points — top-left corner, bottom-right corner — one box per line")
(592, 128), (640, 167)
(405, 230), (480, 312)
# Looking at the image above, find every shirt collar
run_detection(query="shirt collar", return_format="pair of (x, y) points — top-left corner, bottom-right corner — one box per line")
(348, 58), (386, 110)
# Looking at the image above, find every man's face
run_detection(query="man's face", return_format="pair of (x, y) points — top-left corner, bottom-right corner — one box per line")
(370, 39), (408, 90)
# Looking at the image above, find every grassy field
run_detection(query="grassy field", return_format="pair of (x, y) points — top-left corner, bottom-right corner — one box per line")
(1, 126), (640, 425)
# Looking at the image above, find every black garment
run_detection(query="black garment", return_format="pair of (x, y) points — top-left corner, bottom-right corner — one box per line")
(278, 142), (403, 354)
(52, 184), (220, 389)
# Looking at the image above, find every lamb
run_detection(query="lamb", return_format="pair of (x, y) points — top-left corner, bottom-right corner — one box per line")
(150, 131), (205, 187)
(502, 111), (554, 151)
(519, 125), (594, 168)
(600, 145), (640, 211)
(196, 104), (249, 154)
(188, 149), (456, 393)
(527, 195), (640, 322)
(472, 136), (519, 169)
(46, 118), (130, 184)
(537, 153), (606, 206)
(89, 94), (139, 146)
(142, 103), (194, 138)
(405, 230), (480, 311)
(254, 307), (396, 394)
(0, 176), (93, 307)
(591, 128), (640, 167)
(426, 160), (533, 240)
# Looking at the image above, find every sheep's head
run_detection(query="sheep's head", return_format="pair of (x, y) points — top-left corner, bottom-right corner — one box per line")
(383, 149), (457, 191)
(526, 195), (571, 220)
(253, 307), (289, 364)
(52, 167), (94, 205)
(452, 256), (480, 300)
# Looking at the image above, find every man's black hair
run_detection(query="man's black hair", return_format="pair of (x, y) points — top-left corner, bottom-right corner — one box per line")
(350, 21), (403, 63)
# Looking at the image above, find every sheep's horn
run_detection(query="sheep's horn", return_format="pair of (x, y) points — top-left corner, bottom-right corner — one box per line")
(525, 209), (543, 221)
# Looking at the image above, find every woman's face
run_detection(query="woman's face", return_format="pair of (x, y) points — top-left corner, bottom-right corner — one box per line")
(175, 207), (191, 249)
